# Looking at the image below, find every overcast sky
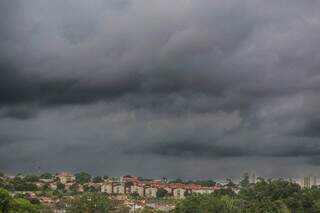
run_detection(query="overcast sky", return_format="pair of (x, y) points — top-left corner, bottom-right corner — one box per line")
(1, 0), (320, 179)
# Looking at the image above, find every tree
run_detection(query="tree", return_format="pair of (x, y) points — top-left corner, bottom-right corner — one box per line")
(225, 179), (237, 188)
(239, 173), (250, 188)
(10, 178), (38, 191)
(66, 193), (113, 213)
(156, 188), (169, 198)
(69, 183), (79, 192)
(40, 173), (53, 179)
(84, 185), (99, 192)
(75, 172), (91, 184)
(93, 176), (103, 183)
(57, 182), (65, 190)
(136, 207), (156, 213)
(214, 188), (236, 197)
(221, 196), (244, 213)
(0, 188), (11, 212)
(171, 178), (183, 183)
(0, 188), (39, 213)
(184, 190), (192, 197)
(173, 194), (234, 213)
(130, 192), (140, 200)
(42, 183), (50, 191)
(28, 197), (41, 205)
(10, 198), (39, 213)
(13, 193), (40, 205)
(172, 179), (312, 213)
(23, 175), (39, 182)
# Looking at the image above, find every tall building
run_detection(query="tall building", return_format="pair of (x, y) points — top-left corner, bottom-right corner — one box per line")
(250, 173), (256, 184)
(301, 176), (317, 188)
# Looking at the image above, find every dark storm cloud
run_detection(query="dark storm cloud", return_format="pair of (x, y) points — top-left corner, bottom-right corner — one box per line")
(127, 136), (320, 159)
(0, 63), (141, 107)
(1, 0), (318, 110)
(126, 140), (247, 158)
(292, 117), (320, 138)
(1, 0), (320, 177)
(0, 106), (37, 120)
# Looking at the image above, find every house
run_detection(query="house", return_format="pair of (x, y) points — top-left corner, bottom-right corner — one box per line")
(35, 182), (44, 188)
(64, 183), (74, 190)
(130, 184), (145, 197)
(144, 186), (157, 198)
(49, 183), (57, 190)
(172, 188), (187, 199)
(78, 185), (84, 192)
(57, 172), (75, 184)
(191, 187), (214, 194)
(101, 181), (127, 194)
(113, 183), (126, 194)
(163, 186), (173, 194)
(101, 183), (113, 194)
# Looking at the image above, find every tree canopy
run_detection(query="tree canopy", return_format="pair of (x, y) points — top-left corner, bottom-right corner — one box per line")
(92, 176), (103, 183)
(40, 173), (53, 179)
(173, 179), (320, 213)
(75, 172), (91, 184)
(156, 188), (170, 198)
(0, 188), (39, 213)
(66, 193), (113, 213)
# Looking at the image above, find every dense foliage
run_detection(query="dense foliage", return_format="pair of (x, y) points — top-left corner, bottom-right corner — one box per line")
(173, 179), (320, 213)
(93, 176), (103, 183)
(66, 193), (112, 213)
(23, 175), (39, 182)
(157, 188), (170, 198)
(75, 172), (92, 184)
(40, 173), (53, 179)
(65, 193), (130, 213)
(170, 179), (216, 187)
(0, 176), (38, 191)
(0, 188), (39, 213)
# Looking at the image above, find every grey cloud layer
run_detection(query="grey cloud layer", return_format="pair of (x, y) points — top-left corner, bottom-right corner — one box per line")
(1, 0), (320, 178)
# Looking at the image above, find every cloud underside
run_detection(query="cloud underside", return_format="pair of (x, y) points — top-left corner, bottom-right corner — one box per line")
(1, 0), (320, 177)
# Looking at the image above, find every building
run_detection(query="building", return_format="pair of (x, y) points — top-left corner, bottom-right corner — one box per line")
(113, 183), (126, 194)
(130, 184), (145, 197)
(250, 173), (256, 184)
(101, 183), (113, 194)
(35, 182), (44, 188)
(49, 183), (57, 190)
(172, 188), (187, 199)
(99, 176), (221, 199)
(164, 186), (173, 194)
(57, 172), (75, 184)
(191, 187), (214, 194)
(144, 186), (157, 198)
(301, 176), (317, 188)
